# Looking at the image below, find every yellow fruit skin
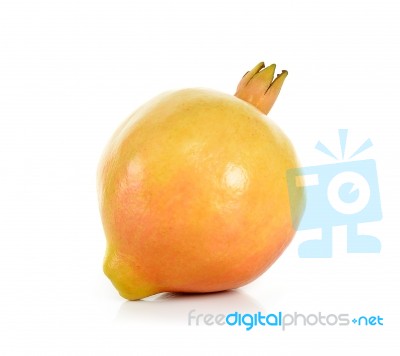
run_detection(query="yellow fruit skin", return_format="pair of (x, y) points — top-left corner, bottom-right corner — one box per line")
(98, 88), (304, 300)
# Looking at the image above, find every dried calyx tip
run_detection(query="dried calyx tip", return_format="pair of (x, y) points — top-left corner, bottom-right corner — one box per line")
(235, 62), (288, 115)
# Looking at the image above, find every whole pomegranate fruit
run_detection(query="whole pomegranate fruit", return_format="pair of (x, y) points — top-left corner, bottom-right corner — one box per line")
(98, 62), (304, 300)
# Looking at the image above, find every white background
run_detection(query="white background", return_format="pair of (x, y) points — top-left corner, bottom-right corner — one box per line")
(1, 0), (399, 354)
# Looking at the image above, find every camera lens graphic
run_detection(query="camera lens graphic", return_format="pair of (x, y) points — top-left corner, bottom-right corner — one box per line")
(327, 171), (371, 215)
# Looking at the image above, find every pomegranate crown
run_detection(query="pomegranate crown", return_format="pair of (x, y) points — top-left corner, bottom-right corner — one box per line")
(235, 62), (288, 115)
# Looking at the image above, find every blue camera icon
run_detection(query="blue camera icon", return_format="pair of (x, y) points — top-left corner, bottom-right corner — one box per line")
(287, 132), (382, 258)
